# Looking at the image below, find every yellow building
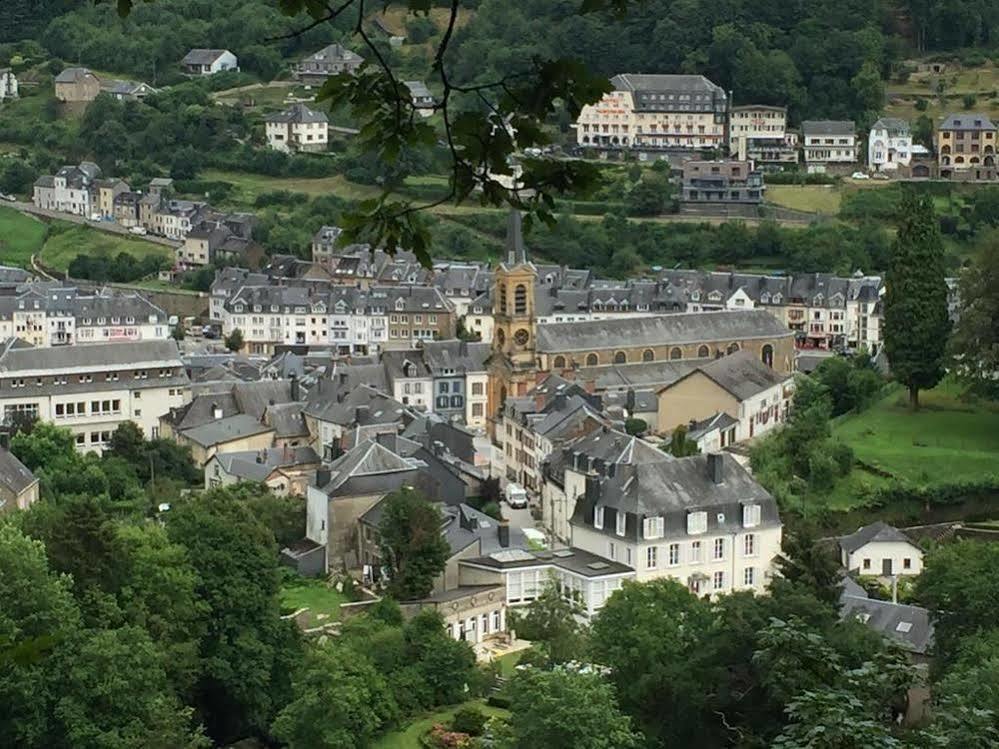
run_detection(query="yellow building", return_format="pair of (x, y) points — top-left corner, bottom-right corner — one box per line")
(486, 212), (539, 431)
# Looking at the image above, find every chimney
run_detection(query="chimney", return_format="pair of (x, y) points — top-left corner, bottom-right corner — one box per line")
(212, 402), (222, 420)
(355, 404), (370, 422)
(498, 519), (510, 548)
(707, 452), (724, 484)
(592, 457), (606, 476)
(607, 461), (616, 479)
(315, 467), (332, 488)
(584, 473), (601, 508)
(460, 508), (478, 532)
(432, 440), (445, 457)
(290, 374), (300, 401)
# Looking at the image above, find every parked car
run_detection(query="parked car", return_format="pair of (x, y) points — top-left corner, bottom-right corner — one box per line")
(0, 193), (17, 202)
(851, 171), (870, 180)
(129, 226), (147, 235)
(505, 483), (528, 509)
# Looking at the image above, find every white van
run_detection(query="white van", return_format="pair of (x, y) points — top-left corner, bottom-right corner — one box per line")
(505, 483), (528, 509)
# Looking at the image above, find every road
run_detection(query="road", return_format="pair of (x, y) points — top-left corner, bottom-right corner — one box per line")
(9, 201), (181, 249)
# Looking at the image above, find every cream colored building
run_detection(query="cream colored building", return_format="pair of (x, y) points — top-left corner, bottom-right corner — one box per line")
(0, 339), (188, 454)
(728, 105), (797, 163)
(576, 74), (727, 152)
(264, 103), (329, 153)
(840, 522), (924, 578)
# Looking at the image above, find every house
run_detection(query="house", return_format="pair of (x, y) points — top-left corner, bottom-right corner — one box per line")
(33, 162), (102, 217)
(311, 225), (342, 264)
(684, 411), (739, 453)
(936, 113), (997, 180)
(421, 340), (491, 428)
(801, 120), (858, 172)
(680, 159), (764, 204)
(728, 105), (796, 164)
(405, 81), (435, 113)
(94, 178), (130, 219)
(0, 68), (19, 101)
(839, 521), (924, 578)
(264, 103), (329, 153)
(0, 446), (38, 514)
(181, 49), (238, 75)
(571, 451), (782, 595)
(868, 118), (913, 171)
(178, 215), (261, 269)
(101, 79), (157, 101)
(204, 445), (320, 496)
(303, 381), (413, 460)
(292, 44), (363, 84)
(655, 350), (794, 441)
(383, 350), (433, 410)
(54, 67), (101, 103)
(576, 74), (727, 152)
(0, 339), (188, 453)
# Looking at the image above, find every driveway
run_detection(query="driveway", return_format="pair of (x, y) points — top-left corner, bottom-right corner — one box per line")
(501, 503), (537, 531)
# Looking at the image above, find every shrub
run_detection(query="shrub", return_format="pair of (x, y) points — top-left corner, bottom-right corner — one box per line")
(915, 98), (929, 112)
(829, 441), (855, 476)
(451, 706), (487, 736)
(624, 418), (647, 436)
(963, 93), (978, 109)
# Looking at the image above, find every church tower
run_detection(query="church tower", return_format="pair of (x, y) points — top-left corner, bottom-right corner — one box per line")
(486, 211), (538, 428)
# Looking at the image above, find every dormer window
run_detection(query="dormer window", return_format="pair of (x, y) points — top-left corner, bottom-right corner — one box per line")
(772, 293), (782, 304)
(743, 504), (761, 528)
(687, 511), (707, 535)
(691, 291), (701, 301)
(643, 516), (664, 539)
(760, 293), (770, 304)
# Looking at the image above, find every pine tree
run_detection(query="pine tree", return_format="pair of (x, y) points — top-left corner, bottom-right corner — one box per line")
(884, 190), (951, 409)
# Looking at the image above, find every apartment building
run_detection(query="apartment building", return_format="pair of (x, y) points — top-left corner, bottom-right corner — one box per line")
(802, 120), (858, 171)
(576, 73), (727, 152)
(728, 105), (797, 163)
(0, 339), (188, 453)
(680, 159), (765, 204)
(265, 103), (329, 153)
(937, 113), (997, 180)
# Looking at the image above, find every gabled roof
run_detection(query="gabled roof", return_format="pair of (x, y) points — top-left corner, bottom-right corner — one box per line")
(320, 439), (423, 493)
(611, 73), (723, 95)
(0, 447), (36, 496)
(181, 414), (273, 448)
(663, 350), (791, 401)
(839, 580), (934, 655)
(802, 120), (856, 136)
(840, 521), (918, 554)
(182, 49), (233, 65)
(940, 113), (996, 131)
(871, 117), (910, 136)
(300, 43), (363, 65)
(54, 67), (97, 84)
(686, 411), (739, 440)
(211, 446), (320, 482)
(264, 102), (328, 124)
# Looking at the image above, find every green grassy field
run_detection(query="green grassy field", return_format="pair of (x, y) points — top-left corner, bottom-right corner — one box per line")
(833, 383), (999, 485)
(766, 185), (843, 214)
(373, 700), (509, 749)
(202, 169), (381, 203)
(0, 206), (47, 267)
(279, 577), (348, 627)
(39, 225), (174, 272)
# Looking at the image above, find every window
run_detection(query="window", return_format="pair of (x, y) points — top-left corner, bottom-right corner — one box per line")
(670, 347), (683, 360)
(698, 345), (710, 358)
(643, 516), (664, 539)
(471, 382), (484, 396)
(690, 540), (702, 563)
(642, 349), (655, 362)
(613, 351), (627, 364)
(586, 353), (598, 366)
(862, 558), (871, 570)
(55, 403), (64, 417)
(903, 558), (912, 570)
(743, 567), (755, 586)
(608, 542), (616, 561)
(687, 511), (707, 535)
(514, 284), (527, 314)
(713, 538), (725, 560)
(616, 512), (626, 536)
(626, 547), (633, 567)
(553, 355), (566, 369)
(742, 504), (761, 528)
(594, 506), (604, 530)
(668, 543), (680, 566)
(646, 546), (658, 569)
(744, 534), (756, 556)
(713, 571), (725, 590)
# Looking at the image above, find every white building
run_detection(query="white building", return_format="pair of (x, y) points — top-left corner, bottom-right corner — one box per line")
(0, 339), (188, 453)
(0, 68), (18, 101)
(840, 521), (924, 578)
(32, 162), (102, 217)
(868, 118), (913, 171)
(802, 120), (858, 172)
(181, 49), (238, 75)
(728, 105), (796, 163)
(264, 103), (329, 153)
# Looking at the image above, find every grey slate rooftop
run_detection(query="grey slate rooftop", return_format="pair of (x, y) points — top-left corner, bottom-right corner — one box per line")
(677, 349), (792, 400)
(0, 447), (37, 496)
(840, 521), (916, 554)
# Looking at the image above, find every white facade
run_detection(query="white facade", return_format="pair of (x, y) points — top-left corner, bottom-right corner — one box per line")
(843, 539), (924, 578)
(728, 106), (787, 158)
(0, 69), (19, 101)
(802, 122), (858, 169)
(186, 50), (238, 75)
(868, 120), (913, 171)
(465, 372), (489, 429)
(266, 118), (328, 153)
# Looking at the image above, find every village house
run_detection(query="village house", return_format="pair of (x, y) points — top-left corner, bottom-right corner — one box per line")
(264, 103), (329, 153)
(291, 43), (363, 84)
(868, 118), (913, 171)
(53, 67), (101, 103)
(840, 521), (925, 578)
(181, 49), (238, 75)
(0, 447), (38, 514)
(576, 73), (728, 153)
(204, 445), (320, 496)
(802, 120), (858, 172)
(0, 68), (19, 102)
(101, 79), (157, 101)
(0, 339), (188, 453)
(33, 162), (102, 217)
(405, 81), (435, 113)
(94, 177), (130, 219)
(936, 113), (997, 180)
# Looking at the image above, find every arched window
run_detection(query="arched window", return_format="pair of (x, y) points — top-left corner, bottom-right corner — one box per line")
(613, 351), (627, 364)
(697, 345), (710, 358)
(586, 353), (598, 366)
(498, 284), (507, 315)
(669, 347), (682, 360)
(761, 344), (774, 368)
(642, 349), (655, 362)
(553, 355), (566, 369)
(727, 342), (740, 354)
(514, 284), (527, 315)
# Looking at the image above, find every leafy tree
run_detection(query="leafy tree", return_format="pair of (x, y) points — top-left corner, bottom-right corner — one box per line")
(499, 668), (642, 749)
(271, 645), (399, 749)
(625, 174), (672, 217)
(377, 488), (450, 600)
(664, 424), (700, 457)
(508, 583), (586, 666)
(812, 355), (884, 416)
(773, 527), (843, 606)
(403, 610), (477, 707)
(912, 113), (933, 147)
(623, 417), (646, 436)
(883, 191), (951, 409)
(950, 231), (999, 398)
(0, 158), (37, 195)
(772, 687), (902, 749)
(224, 327), (244, 352)
(10, 421), (76, 472)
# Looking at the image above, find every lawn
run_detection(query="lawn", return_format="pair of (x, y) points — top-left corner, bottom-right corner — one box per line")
(766, 184), (843, 215)
(279, 577), (348, 628)
(0, 206), (47, 268)
(833, 383), (999, 485)
(39, 225), (174, 272)
(373, 700), (509, 749)
(202, 169), (381, 203)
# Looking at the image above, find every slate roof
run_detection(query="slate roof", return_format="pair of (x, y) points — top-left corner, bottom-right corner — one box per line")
(536, 310), (791, 353)
(839, 582), (934, 655)
(211, 445), (320, 482)
(0, 447), (36, 496)
(840, 521), (917, 554)
(871, 117), (910, 136)
(463, 546), (633, 578)
(670, 350), (792, 401)
(319, 439), (423, 494)
(612, 73), (723, 94)
(300, 43), (362, 65)
(264, 103), (328, 124)
(421, 340), (490, 375)
(802, 120), (856, 136)
(686, 411), (739, 441)
(577, 360), (702, 391)
(182, 414), (273, 448)
(0, 339), (181, 374)
(940, 113), (996, 131)
(182, 49), (231, 66)
(54, 67), (97, 83)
